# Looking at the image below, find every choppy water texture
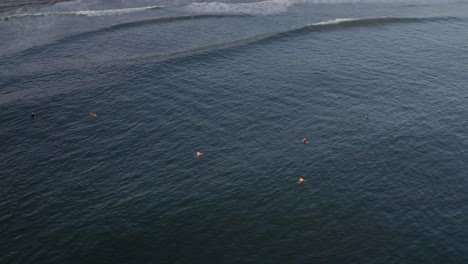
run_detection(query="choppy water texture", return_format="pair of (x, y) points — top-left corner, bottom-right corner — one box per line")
(1, 0), (468, 263)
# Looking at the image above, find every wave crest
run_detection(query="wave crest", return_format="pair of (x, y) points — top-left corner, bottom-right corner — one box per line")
(119, 16), (460, 65)
(309, 16), (457, 27)
(0, 15), (461, 77)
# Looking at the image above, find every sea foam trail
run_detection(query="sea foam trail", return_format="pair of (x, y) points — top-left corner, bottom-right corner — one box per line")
(182, 0), (296, 15)
(0, 0), (295, 21)
(0, 5), (165, 21)
(1, 0), (462, 22)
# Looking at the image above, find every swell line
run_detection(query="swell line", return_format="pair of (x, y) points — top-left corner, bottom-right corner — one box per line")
(108, 14), (249, 31)
(68, 14), (249, 42)
(119, 16), (462, 65)
(270, 16), (461, 39)
(119, 32), (279, 64)
(3, 14), (248, 60)
(1, 16), (462, 77)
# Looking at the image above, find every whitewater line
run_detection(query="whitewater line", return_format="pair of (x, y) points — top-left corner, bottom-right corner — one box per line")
(0, 5), (165, 21)
(0, 0), (297, 22)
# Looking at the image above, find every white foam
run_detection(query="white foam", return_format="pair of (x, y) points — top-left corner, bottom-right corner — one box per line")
(312, 18), (359, 25)
(70, 5), (165, 16)
(183, 0), (297, 15)
(0, 5), (164, 20)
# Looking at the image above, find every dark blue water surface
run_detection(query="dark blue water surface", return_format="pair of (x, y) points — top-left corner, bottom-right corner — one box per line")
(1, 0), (468, 263)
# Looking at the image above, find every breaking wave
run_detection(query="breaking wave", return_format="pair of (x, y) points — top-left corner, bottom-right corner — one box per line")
(0, 5), (165, 21)
(0, 0), (296, 21)
(2, 0), (464, 22)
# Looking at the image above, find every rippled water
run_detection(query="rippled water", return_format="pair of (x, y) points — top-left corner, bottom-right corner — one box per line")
(1, 0), (468, 263)
(0, 0), (71, 13)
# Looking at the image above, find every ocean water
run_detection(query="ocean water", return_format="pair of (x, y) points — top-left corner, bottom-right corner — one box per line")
(1, 0), (468, 263)
(0, 0), (71, 13)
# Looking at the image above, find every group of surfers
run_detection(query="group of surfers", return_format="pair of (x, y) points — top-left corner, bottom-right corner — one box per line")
(31, 111), (307, 184)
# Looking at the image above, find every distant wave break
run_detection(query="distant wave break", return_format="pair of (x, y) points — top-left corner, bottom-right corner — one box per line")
(0, 5), (165, 21)
(0, 0), (295, 21)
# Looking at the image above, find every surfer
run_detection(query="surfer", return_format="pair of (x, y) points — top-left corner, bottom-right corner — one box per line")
(196, 150), (203, 159)
(89, 112), (97, 118)
(298, 177), (305, 184)
(302, 137), (308, 144)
